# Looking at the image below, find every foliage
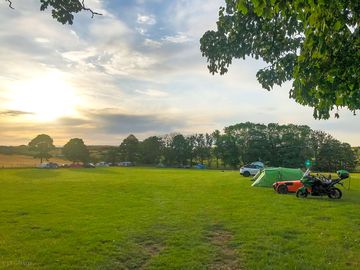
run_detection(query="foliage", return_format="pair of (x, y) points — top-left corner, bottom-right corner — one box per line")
(200, 0), (360, 119)
(317, 138), (357, 171)
(104, 147), (120, 164)
(57, 122), (356, 171)
(6, 127), (358, 171)
(214, 134), (240, 169)
(0, 145), (35, 156)
(193, 133), (213, 164)
(165, 134), (189, 166)
(222, 122), (357, 171)
(186, 134), (197, 166)
(62, 138), (89, 163)
(211, 130), (222, 168)
(119, 134), (140, 163)
(139, 136), (163, 165)
(28, 134), (55, 163)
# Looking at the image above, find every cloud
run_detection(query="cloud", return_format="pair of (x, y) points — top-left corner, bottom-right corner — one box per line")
(61, 47), (98, 62)
(34, 37), (50, 43)
(137, 14), (156, 25)
(0, 0), (359, 147)
(0, 110), (33, 117)
(44, 108), (186, 135)
(136, 27), (147, 35)
(90, 111), (185, 134)
(144, 38), (162, 48)
(0, 108), (188, 145)
(135, 89), (168, 97)
(167, 0), (224, 37)
(57, 117), (90, 127)
(162, 32), (191, 43)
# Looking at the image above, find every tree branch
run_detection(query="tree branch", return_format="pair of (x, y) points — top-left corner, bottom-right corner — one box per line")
(81, 0), (102, 18)
(5, 0), (14, 9)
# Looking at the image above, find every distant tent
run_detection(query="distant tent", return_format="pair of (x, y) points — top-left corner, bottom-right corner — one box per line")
(252, 167), (304, 187)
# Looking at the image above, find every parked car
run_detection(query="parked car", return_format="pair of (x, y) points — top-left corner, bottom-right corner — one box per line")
(59, 164), (70, 168)
(118, 161), (133, 167)
(83, 163), (95, 168)
(69, 163), (83, 168)
(273, 180), (304, 194)
(95, 162), (109, 167)
(239, 161), (264, 177)
(194, 164), (206, 169)
(38, 162), (59, 169)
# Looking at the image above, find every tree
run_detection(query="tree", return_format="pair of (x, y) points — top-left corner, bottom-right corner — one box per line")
(104, 147), (120, 164)
(28, 134), (55, 163)
(216, 134), (239, 169)
(200, 0), (359, 119)
(338, 143), (357, 171)
(186, 135), (197, 166)
(211, 130), (222, 168)
(224, 122), (314, 167)
(276, 125), (312, 168)
(171, 134), (190, 166)
(5, 0), (101, 25)
(62, 138), (89, 163)
(194, 134), (207, 164)
(139, 136), (163, 165)
(204, 133), (214, 166)
(119, 134), (140, 163)
(317, 137), (357, 172)
(225, 122), (270, 165)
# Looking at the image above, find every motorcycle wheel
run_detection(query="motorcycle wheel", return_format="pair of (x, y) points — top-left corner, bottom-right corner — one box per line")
(327, 188), (342, 199)
(277, 184), (288, 194)
(296, 189), (308, 198)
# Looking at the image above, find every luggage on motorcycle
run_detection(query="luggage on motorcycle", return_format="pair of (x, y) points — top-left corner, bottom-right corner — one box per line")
(337, 170), (349, 180)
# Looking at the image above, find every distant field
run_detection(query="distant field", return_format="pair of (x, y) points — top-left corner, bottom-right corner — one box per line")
(0, 154), (69, 168)
(0, 168), (359, 269)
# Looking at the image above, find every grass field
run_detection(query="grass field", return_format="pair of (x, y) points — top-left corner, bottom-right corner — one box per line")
(0, 154), (69, 168)
(0, 168), (359, 269)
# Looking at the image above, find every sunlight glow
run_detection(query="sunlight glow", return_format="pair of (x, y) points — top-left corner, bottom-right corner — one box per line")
(7, 71), (80, 121)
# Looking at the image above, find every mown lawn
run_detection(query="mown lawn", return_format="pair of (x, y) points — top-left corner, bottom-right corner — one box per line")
(0, 168), (359, 270)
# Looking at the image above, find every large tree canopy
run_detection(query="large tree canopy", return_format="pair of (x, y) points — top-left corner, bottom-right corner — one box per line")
(28, 134), (55, 163)
(62, 138), (90, 163)
(119, 134), (140, 163)
(200, 0), (359, 119)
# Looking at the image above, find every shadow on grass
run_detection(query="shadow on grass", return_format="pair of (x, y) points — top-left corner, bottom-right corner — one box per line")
(296, 193), (360, 205)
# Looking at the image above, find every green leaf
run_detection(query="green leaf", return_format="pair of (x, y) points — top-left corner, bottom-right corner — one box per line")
(334, 21), (342, 31)
(237, 0), (248, 14)
(336, 96), (343, 106)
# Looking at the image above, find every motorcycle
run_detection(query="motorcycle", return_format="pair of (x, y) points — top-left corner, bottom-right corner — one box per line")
(296, 170), (349, 199)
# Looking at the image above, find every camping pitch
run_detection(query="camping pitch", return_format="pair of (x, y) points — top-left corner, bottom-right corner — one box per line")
(252, 167), (304, 187)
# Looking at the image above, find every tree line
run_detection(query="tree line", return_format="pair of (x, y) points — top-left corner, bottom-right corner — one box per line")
(24, 122), (358, 172)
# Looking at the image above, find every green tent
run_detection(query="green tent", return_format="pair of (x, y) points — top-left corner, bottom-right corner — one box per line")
(252, 167), (304, 187)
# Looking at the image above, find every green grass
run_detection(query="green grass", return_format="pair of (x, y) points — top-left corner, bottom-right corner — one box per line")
(0, 168), (359, 270)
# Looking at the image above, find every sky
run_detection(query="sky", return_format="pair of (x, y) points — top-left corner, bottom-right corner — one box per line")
(0, 0), (359, 146)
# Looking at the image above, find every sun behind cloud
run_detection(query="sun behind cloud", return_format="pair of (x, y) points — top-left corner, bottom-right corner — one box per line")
(5, 71), (81, 122)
